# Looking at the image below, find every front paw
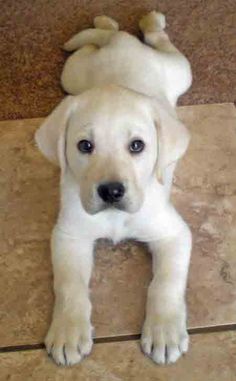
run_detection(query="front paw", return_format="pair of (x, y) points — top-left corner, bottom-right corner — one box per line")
(45, 313), (93, 366)
(141, 307), (188, 365)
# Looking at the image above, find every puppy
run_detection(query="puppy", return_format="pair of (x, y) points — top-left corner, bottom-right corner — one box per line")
(35, 11), (192, 366)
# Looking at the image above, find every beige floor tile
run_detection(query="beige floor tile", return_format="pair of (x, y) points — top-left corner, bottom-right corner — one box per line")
(1, 331), (236, 381)
(0, 104), (236, 346)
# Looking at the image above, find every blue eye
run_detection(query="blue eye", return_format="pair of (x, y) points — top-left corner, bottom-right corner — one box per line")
(129, 139), (145, 153)
(77, 140), (94, 154)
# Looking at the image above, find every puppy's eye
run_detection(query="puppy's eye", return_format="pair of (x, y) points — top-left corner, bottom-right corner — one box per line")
(77, 140), (94, 154)
(129, 139), (145, 153)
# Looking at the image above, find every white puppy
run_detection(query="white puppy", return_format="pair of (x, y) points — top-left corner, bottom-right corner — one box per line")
(35, 11), (192, 366)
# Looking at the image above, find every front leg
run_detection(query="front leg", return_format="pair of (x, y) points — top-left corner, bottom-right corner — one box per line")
(45, 227), (94, 366)
(141, 222), (192, 364)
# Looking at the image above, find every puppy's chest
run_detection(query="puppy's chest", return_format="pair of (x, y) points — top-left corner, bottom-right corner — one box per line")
(97, 211), (149, 244)
(102, 213), (131, 244)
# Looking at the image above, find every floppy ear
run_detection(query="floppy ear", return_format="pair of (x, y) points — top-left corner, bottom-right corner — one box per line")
(152, 99), (190, 183)
(35, 96), (76, 167)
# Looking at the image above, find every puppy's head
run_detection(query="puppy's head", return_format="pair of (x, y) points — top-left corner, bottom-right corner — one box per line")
(36, 85), (189, 214)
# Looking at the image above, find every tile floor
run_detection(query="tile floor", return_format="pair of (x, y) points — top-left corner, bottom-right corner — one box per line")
(1, 332), (236, 381)
(0, 2), (236, 380)
(1, 104), (236, 379)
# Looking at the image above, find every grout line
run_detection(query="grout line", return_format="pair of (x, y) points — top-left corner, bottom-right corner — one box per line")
(188, 323), (236, 335)
(0, 323), (236, 354)
(0, 343), (45, 353)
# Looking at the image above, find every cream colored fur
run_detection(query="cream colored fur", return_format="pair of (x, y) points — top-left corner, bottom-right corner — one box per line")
(35, 11), (192, 366)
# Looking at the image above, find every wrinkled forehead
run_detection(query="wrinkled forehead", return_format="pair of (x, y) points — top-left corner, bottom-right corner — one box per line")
(68, 88), (155, 139)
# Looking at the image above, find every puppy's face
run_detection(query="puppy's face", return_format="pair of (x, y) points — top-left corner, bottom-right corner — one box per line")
(36, 85), (190, 215)
(66, 88), (157, 214)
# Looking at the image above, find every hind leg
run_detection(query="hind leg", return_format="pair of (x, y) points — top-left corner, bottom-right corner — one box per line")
(64, 16), (119, 51)
(93, 15), (119, 31)
(139, 11), (192, 105)
(61, 44), (98, 94)
(61, 16), (120, 94)
(139, 11), (179, 53)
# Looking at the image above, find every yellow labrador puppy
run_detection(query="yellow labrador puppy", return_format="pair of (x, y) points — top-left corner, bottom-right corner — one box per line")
(35, 11), (192, 366)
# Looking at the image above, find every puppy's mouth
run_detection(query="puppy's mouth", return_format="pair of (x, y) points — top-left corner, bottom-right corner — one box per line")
(86, 200), (128, 215)
(85, 197), (142, 215)
(100, 200), (127, 212)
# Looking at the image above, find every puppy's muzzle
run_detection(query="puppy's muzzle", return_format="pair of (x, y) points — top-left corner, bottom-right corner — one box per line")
(97, 182), (125, 204)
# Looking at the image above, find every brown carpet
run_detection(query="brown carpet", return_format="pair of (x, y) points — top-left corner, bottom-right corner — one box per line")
(1, 0), (235, 120)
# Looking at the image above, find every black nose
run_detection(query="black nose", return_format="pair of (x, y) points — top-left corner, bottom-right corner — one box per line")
(97, 182), (125, 203)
